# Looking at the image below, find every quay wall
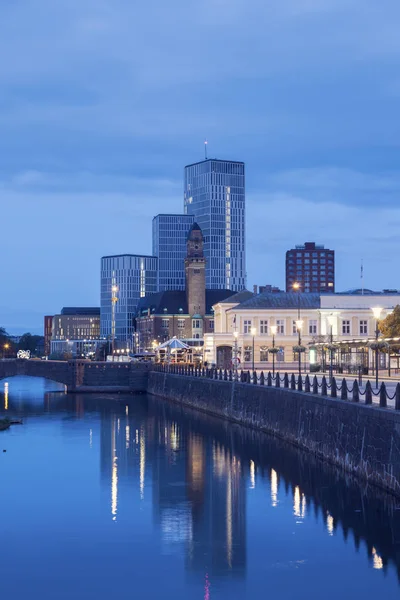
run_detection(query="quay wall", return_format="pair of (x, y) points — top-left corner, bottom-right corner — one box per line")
(147, 371), (400, 496)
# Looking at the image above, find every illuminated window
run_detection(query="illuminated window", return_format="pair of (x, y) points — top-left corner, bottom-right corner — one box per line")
(260, 346), (268, 361)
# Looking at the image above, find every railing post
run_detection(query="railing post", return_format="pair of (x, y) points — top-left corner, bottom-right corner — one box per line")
(246, 370), (251, 384)
(321, 376), (327, 396)
(218, 369), (222, 380)
(267, 372), (272, 386)
(304, 375), (310, 393)
(224, 369), (228, 381)
(379, 382), (387, 408)
(275, 374), (280, 388)
(395, 383), (400, 410)
(240, 369), (244, 383)
(214, 369), (218, 380)
(313, 375), (318, 394)
(365, 381), (372, 405)
(331, 377), (337, 398)
(352, 380), (359, 402)
(229, 369), (232, 381)
(284, 373), (289, 388)
(260, 371), (265, 385)
(253, 371), (257, 385)
(341, 378), (347, 400)
(297, 375), (303, 392)
(290, 374), (296, 390)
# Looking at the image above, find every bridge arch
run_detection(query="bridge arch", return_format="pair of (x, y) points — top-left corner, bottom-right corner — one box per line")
(0, 359), (71, 388)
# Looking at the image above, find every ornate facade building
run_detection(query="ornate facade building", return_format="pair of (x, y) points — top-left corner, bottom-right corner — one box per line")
(204, 290), (400, 372)
(136, 223), (232, 352)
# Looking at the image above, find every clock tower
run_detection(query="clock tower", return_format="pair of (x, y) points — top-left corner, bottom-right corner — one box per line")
(185, 223), (206, 322)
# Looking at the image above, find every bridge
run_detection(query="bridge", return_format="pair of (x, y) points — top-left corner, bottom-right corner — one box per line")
(0, 359), (150, 393)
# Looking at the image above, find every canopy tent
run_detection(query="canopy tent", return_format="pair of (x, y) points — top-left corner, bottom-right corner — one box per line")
(157, 338), (190, 350)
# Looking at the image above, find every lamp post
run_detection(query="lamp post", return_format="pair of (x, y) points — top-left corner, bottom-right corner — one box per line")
(296, 319), (303, 377)
(251, 327), (256, 372)
(111, 277), (118, 357)
(371, 307), (383, 389)
(270, 325), (277, 377)
(327, 314), (335, 383)
(233, 331), (239, 381)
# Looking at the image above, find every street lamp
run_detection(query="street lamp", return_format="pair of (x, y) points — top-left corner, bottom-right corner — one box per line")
(371, 307), (383, 388)
(233, 331), (239, 381)
(270, 325), (277, 377)
(251, 327), (256, 372)
(296, 319), (304, 377)
(3, 343), (9, 359)
(327, 314), (335, 383)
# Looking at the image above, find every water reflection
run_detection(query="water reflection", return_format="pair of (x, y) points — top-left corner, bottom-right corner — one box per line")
(2, 376), (400, 596)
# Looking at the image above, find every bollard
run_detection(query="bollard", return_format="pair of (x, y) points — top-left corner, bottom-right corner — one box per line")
(331, 377), (337, 398)
(290, 374), (296, 390)
(304, 375), (310, 393)
(379, 382), (387, 408)
(260, 371), (265, 385)
(321, 376), (327, 396)
(395, 383), (400, 410)
(298, 376), (303, 392)
(253, 371), (257, 385)
(267, 372), (272, 386)
(284, 373), (289, 388)
(341, 378), (347, 400)
(352, 380), (359, 402)
(365, 381), (372, 405)
(275, 374), (280, 388)
(313, 375), (318, 394)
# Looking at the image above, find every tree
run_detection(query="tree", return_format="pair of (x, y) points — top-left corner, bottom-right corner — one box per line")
(379, 305), (400, 339)
(17, 333), (45, 356)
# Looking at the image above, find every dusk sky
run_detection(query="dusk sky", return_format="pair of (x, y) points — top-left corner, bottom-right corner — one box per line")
(2, 0), (400, 334)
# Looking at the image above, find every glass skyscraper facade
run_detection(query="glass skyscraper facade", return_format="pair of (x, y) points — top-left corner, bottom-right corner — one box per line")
(152, 214), (195, 291)
(100, 254), (158, 344)
(184, 159), (246, 291)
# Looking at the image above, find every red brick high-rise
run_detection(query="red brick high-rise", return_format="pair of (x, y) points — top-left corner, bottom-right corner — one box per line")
(285, 242), (335, 293)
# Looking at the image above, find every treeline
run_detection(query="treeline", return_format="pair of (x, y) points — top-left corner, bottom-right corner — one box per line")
(0, 328), (45, 357)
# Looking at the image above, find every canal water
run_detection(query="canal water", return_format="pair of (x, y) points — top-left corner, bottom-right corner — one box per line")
(1, 377), (400, 599)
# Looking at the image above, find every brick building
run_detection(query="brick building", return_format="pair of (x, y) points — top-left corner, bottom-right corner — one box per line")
(136, 223), (233, 351)
(285, 242), (335, 293)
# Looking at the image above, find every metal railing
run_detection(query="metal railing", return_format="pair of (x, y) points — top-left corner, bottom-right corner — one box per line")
(153, 364), (400, 410)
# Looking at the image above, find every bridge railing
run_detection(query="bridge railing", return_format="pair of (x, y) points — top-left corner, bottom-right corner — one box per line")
(153, 364), (400, 411)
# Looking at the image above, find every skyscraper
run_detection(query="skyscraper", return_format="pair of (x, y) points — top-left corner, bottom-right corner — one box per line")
(184, 159), (246, 291)
(100, 254), (158, 344)
(152, 214), (195, 291)
(286, 242), (335, 293)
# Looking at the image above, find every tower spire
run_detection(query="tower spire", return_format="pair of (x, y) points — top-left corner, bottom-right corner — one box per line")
(204, 139), (208, 160)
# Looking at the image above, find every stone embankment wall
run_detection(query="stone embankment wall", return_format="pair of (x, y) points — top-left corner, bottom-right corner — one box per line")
(148, 371), (400, 496)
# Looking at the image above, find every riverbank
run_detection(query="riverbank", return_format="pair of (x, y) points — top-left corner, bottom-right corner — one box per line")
(148, 371), (400, 497)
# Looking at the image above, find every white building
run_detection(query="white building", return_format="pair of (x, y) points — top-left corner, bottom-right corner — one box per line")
(204, 290), (400, 373)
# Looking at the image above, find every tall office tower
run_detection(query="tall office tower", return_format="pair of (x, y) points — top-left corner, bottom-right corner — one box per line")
(184, 159), (246, 291)
(152, 214), (195, 291)
(286, 242), (335, 293)
(100, 254), (158, 344)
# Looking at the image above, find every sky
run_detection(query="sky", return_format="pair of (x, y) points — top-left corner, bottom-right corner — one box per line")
(1, 0), (400, 334)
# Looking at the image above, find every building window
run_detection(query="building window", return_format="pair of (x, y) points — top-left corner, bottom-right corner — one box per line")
(209, 319), (214, 330)
(292, 320), (297, 335)
(244, 345), (252, 362)
(276, 320), (285, 335)
(309, 320), (317, 335)
(277, 347), (285, 362)
(260, 346), (268, 362)
(192, 320), (201, 329)
(260, 320), (268, 334)
(243, 320), (252, 334)
(162, 319), (169, 329)
(177, 319), (185, 329)
(342, 320), (350, 335)
(360, 320), (368, 335)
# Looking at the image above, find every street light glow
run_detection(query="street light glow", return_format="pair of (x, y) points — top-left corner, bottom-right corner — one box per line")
(372, 307), (383, 320)
(296, 319), (304, 331)
(292, 282), (300, 291)
(251, 327), (257, 336)
(270, 325), (277, 335)
(233, 331), (238, 339)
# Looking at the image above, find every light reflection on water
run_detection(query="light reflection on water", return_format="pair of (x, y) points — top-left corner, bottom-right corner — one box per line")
(0, 375), (399, 600)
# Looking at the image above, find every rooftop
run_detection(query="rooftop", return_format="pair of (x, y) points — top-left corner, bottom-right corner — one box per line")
(60, 307), (100, 316)
(219, 290), (255, 305)
(185, 158), (245, 169)
(231, 292), (321, 311)
(137, 289), (233, 316)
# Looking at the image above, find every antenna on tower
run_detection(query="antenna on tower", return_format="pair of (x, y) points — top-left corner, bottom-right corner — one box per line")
(204, 139), (208, 160)
(361, 259), (364, 295)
